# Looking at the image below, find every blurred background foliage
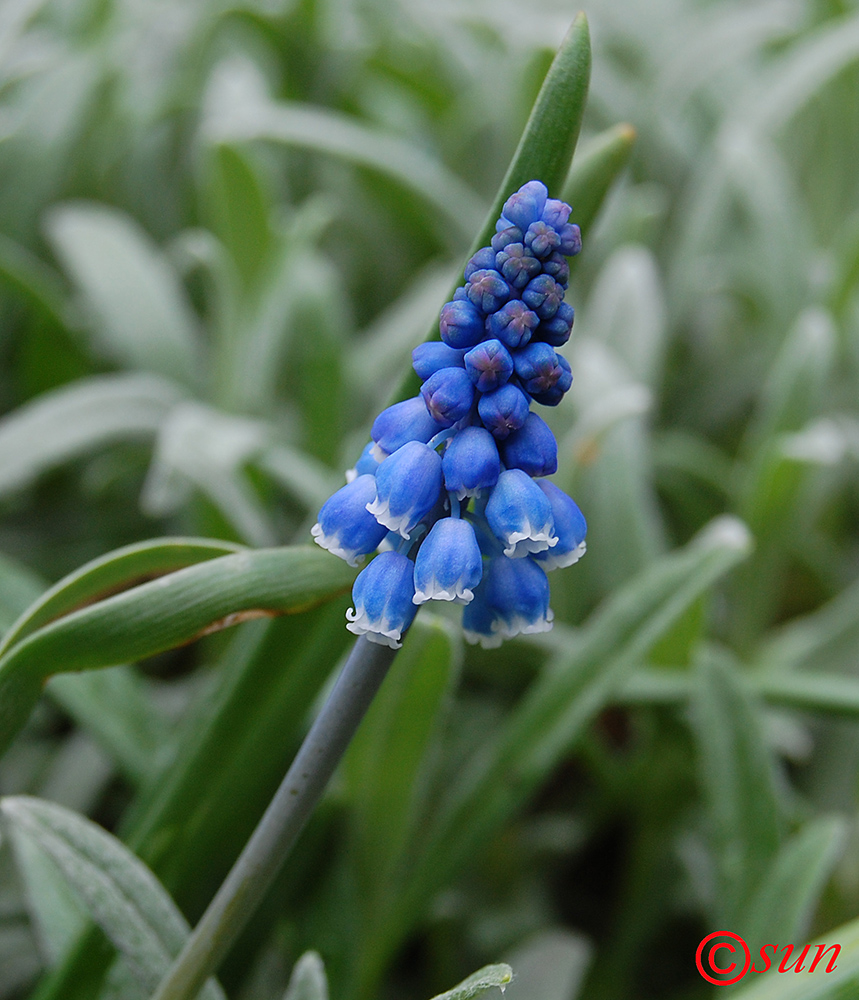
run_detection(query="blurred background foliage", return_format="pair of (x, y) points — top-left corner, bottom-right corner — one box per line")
(2, 0), (859, 998)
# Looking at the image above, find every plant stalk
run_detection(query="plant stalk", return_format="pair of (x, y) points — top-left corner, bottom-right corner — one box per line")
(150, 635), (398, 1000)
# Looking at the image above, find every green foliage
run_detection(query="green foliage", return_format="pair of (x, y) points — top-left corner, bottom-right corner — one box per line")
(1, 1), (859, 999)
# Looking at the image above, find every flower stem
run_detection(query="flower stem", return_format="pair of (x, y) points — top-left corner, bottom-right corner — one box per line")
(150, 636), (399, 1000)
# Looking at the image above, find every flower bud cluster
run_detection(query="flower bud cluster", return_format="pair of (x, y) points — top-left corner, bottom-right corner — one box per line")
(312, 181), (586, 649)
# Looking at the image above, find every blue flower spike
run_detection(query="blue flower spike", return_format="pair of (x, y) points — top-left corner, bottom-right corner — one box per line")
(312, 179), (587, 648)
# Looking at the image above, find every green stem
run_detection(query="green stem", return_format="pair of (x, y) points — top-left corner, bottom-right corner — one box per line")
(150, 635), (398, 1000)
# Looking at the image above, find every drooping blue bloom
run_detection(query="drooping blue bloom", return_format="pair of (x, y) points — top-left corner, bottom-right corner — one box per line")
(442, 425), (500, 500)
(501, 412), (558, 477)
(477, 382), (530, 438)
(346, 550), (418, 648)
(311, 179), (586, 648)
(485, 468), (558, 557)
(413, 517), (482, 605)
(311, 474), (389, 566)
(346, 442), (382, 482)
(463, 554), (553, 646)
(412, 341), (466, 380)
(439, 298), (485, 349)
(532, 480), (588, 570)
(464, 339), (514, 393)
(420, 366), (475, 427)
(366, 440), (443, 539)
(371, 396), (443, 459)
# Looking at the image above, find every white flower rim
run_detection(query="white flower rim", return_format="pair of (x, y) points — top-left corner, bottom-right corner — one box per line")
(413, 581), (475, 605)
(502, 520), (558, 558)
(311, 523), (366, 568)
(463, 628), (504, 649)
(366, 497), (414, 539)
(492, 609), (555, 638)
(370, 442), (390, 463)
(346, 607), (404, 648)
(537, 540), (586, 572)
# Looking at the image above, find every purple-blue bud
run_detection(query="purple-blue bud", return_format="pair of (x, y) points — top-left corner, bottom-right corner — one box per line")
(522, 274), (564, 320)
(494, 242), (541, 289)
(514, 342), (572, 398)
(346, 550), (418, 648)
(501, 412), (558, 477)
(464, 339), (514, 393)
(466, 269), (511, 314)
(413, 517), (483, 605)
(439, 298), (485, 349)
(485, 299), (539, 350)
(420, 366), (475, 427)
(524, 221), (561, 258)
(442, 425), (500, 500)
(491, 225), (524, 251)
(478, 383), (530, 438)
(528, 353), (572, 406)
(464, 246), (497, 280)
(558, 223), (582, 256)
(536, 302), (574, 347)
(485, 468), (558, 557)
(412, 341), (466, 380)
(371, 396), (444, 458)
(541, 252), (570, 285)
(311, 474), (389, 566)
(541, 198), (572, 229)
(532, 481), (587, 571)
(501, 180), (548, 231)
(366, 440), (443, 538)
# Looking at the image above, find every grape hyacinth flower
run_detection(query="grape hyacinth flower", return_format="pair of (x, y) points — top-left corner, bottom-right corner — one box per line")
(312, 179), (587, 648)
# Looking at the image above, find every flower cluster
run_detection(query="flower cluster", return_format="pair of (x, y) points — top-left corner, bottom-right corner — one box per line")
(312, 181), (587, 648)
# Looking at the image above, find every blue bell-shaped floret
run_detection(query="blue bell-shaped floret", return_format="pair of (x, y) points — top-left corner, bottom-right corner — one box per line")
(499, 180), (548, 231)
(442, 425), (501, 500)
(439, 298), (485, 349)
(485, 468), (558, 557)
(345, 441), (382, 483)
(366, 440), (443, 539)
(501, 412), (558, 477)
(412, 341), (466, 380)
(413, 517), (483, 605)
(514, 342), (572, 399)
(532, 480), (588, 570)
(371, 396), (444, 460)
(346, 551), (418, 648)
(311, 474), (389, 566)
(463, 554), (553, 645)
(477, 383), (530, 438)
(420, 366), (475, 427)
(464, 339), (514, 393)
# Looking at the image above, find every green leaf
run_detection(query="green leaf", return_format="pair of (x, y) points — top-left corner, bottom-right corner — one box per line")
(728, 916), (859, 1000)
(46, 667), (169, 786)
(0, 232), (69, 325)
(0, 373), (183, 498)
(561, 123), (636, 236)
(0, 550), (44, 635)
(691, 646), (783, 926)
(502, 929), (592, 1000)
(0, 544), (353, 758)
(428, 964), (513, 1000)
(743, 816), (846, 950)
(0, 796), (226, 999)
(0, 537), (242, 659)
(202, 57), (482, 242)
(283, 951), (328, 1000)
(45, 203), (203, 388)
(203, 143), (274, 291)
